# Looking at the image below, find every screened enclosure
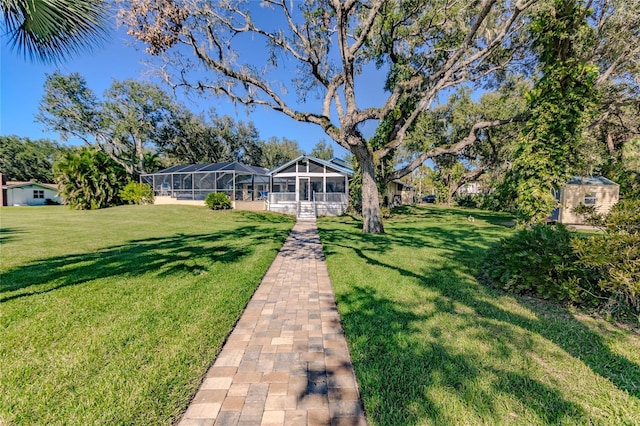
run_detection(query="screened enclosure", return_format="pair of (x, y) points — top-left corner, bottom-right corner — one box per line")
(141, 162), (270, 201)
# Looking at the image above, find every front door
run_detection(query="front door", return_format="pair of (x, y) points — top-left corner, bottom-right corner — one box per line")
(299, 178), (310, 201)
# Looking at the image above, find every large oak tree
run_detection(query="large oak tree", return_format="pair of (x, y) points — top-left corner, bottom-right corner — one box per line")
(119, 0), (539, 233)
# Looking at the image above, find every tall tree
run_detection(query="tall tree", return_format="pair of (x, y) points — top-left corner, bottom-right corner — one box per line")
(157, 109), (227, 164)
(0, 135), (68, 182)
(310, 139), (334, 160)
(101, 79), (176, 174)
(119, 0), (538, 233)
(37, 72), (177, 176)
(259, 137), (304, 169)
(507, 0), (599, 223)
(2, 0), (108, 63)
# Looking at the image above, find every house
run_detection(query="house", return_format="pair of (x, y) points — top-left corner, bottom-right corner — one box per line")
(141, 156), (415, 219)
(267, 155), (352, 218)
(551, 176), (619, 224)
(2, 178), (61, 206)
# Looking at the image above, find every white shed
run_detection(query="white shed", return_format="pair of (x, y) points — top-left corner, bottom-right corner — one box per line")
(3, 181), (61, 206)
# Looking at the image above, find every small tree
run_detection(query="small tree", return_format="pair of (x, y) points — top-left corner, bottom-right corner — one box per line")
(205, 192), (232, 210)
(258, 137), (304, 169)
(573, 199), (640, 320)
(120, 181), (154, 205)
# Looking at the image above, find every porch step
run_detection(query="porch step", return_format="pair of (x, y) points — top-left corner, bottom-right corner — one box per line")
(297, 202), (316, 220)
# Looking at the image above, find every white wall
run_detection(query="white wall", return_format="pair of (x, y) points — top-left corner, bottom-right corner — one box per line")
(7, 186), (60, 206)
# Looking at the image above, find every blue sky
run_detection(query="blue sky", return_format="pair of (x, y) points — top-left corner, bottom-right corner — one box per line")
(1, 25), (359, 158)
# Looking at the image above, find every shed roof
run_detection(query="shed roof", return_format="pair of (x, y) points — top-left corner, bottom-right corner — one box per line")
(392, 179), (414, 189)
(566, 176), (618, 186)
(4, 181), (58, 191)
(150, 161), (269, 175)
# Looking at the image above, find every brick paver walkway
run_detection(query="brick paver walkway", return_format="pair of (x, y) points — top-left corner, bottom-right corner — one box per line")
(178, 220), (367, 426)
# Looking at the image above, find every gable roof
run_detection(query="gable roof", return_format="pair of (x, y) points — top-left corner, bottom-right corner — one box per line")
(149, 161), (269, 175)
(268, 155), (354, 176)
(4, 181), (58, 191)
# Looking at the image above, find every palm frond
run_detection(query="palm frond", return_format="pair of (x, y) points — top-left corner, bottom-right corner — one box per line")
(2, 0), (109, 63)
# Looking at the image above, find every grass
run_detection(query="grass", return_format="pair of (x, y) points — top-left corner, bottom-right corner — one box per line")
(0, 205), (294, 425)
(318, 205), (640, 425)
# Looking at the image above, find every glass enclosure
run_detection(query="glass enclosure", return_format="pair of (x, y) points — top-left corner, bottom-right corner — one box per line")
(141, 162), (270, 201)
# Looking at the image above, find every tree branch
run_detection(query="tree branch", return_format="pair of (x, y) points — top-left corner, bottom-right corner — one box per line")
(385, 114), (527, 181)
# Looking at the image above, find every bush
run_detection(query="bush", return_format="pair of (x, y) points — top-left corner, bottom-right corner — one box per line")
(573, 199), (640, 320)
(120, 181), (154, 205)
(481, 224), (599, 303)
(205, 192), (232, 210)
(455, 194), (482, 208)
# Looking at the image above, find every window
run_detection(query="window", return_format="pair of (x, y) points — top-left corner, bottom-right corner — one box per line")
(584, 192), (597, 205)
(309, 160), (324, 173)
(33, 190), (44, 199)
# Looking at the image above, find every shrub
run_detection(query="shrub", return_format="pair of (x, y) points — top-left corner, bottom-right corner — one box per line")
(205, 192), (232, 210)
(54, 148), (128, 210)
(455, 194), (482, 209)
(120, 181), (154, 205)
(573, 199), (640, 320)
(481, 224), (599, 303)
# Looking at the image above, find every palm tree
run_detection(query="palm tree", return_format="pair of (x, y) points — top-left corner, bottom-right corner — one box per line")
(54, 147), (128, 210)
(2, 0), (108, 63)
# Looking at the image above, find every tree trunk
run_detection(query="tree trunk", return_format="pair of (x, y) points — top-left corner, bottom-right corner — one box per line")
(353, 144), (384, 234)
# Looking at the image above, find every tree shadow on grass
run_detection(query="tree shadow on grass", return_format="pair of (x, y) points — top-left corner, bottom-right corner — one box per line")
(318, 216), (640, 424)
(390, 205), (515, 227)
(1, 224), (288, 303)
(0, 227), (26, 244)
(339, 285), (587, 425)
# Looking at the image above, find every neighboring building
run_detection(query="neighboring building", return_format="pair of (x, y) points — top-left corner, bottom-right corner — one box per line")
(551, 176), (619, 224)
(2, 180), (61, 206)
(384, 180), (415, 207)
(458, 181), (483, 195)
(267, 155), (352, 218)
(1, 173), (6, 207)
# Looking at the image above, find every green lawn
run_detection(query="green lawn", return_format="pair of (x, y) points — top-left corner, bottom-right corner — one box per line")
(318, 205), (640, 425)
(0, 205), (294, 425)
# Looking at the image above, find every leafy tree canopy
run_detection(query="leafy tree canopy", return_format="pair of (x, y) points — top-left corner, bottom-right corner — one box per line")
(310, 139), (334, 160)
(37, 71), (177, 176)
(117, 0), (638, 232)
(0, 135), (68, 182)
(258, 137), (304, 169)
(157, 108), (263, 166)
